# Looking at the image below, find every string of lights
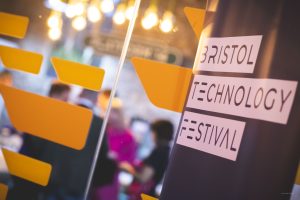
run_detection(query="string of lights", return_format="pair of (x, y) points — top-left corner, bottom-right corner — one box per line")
(46, 0), (177, 41)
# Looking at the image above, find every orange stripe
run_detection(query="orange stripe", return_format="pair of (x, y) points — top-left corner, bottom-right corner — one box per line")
(131, 57), (192, 112)
(0, 183), (8, 200)
(141, 193), (158, 200)
(0, 46), (42, 74)
(0, 84), (93, 150)
(0, 12), (29, 38)
(51, 57), (105, 91)
(184, 7), (206, 39)
(2, 148), (51, 186)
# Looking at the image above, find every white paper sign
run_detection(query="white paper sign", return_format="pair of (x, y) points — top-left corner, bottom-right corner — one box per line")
(194, 35), (262, 73)
(187, 75), (298, 124)
(177, 111), (246, 161)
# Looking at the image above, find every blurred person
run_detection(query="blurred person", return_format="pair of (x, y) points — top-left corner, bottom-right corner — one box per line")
(98, 89), (137, 164)
(0, 70), (16, 184)
(97, 89), (111, 117)
(76, 89), (118, 192)
(19, 82), (71, 157)
(48, 81), (71, 101)
(40, 88), (117, 200)
(7, 82), (71, 200)
(0, 70), (13, 86)
(11, 85), (116, 200)
(92, 91), (137, 200)
(107, 103), (137, 165)
(120, 119), (174, 199)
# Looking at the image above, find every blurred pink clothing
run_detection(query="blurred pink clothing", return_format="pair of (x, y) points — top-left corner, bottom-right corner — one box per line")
(107, 127), (137, 164)
(91, 173), (119, 200)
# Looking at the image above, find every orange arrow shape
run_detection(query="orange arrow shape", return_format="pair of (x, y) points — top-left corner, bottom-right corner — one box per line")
(0, 183), (8, 200)
(2, 148), (51, 186)
(0, 84), (93, 150)
(0, 12), (29, 39)
(131, 57), (192, 113)
(184, 7), (206, 39)
(141, 193), (158, 200)
(0, 46), (42, 74)
(51, 57), (105, 91)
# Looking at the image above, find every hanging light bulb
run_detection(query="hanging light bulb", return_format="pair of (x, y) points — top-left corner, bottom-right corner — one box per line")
(65, 2), (85, 18)
(113, 4), (126, 25)
(48, 0), (65, 11)
(47, 12), (62, 28)
(65, 4), (76, 18)
(87, 5), (102, 22)
(141, 6), (158, 30)
(125, 6), (134, 20)
(159, 11), (174, 33)
(100, 0), (114, 14)
(48, 27), (62, 41)
(72, 15), (87, 31)
(74, 2), (85, 15)
(125, 0), (135, 20)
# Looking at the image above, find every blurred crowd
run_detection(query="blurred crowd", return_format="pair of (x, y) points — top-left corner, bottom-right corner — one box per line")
(0, 70), (175, 200)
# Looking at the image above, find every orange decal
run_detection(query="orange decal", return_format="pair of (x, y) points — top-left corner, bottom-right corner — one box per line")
(0, 183), (8, 200)
(2, 148), (51, 186)
(131, 57), (192, 113)
(0, 12), (29, 38)
(0, 46), (42, 74)
(51, 57), (105, 91)
(184, 7), (206, 39)
(0, 84), (93, 150)
(141, 193), (158, 200)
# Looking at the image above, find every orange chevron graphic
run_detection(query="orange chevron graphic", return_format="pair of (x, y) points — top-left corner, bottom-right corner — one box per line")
(0, 84), (93, 150)
(0, 45), (43, 74)
(51, 57), (105, 91)
(0, 12), (29, 38)
(141, 193), (158, 200)
(2, 148), (51, 186)
(184, 7), (206, 39)
(131, 7), (206, 113)
(0, 183), (8, 200)
(131, 57), (192, 112)
(0, 12), (107, 192)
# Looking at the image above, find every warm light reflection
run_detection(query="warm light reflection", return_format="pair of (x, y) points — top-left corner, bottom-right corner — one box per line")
(159, 11), (174, 33)
(65, 4), (76, 18)
(100, 0), (114, 14)
(48, 27), (61, 40)
(73, 2), (85, 16)
(65, 2), (85, 18)
(113, 4), (126, 25)
(125, 0), (135, 20)
(47, 11), (62, 40)
(87, 5), (102, 22)
(141, 6), (158, 30)
(47, 12), (61, 28)
(72, 15), (87, 31)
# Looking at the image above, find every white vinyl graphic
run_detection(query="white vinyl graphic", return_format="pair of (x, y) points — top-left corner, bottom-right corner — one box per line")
(194, 35), (262, 73)
(187, 75), (298, 124)
(177, 111), (246, 161)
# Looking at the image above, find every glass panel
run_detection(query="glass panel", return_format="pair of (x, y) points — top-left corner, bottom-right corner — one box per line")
(0, 0), (206, 200)
(106, 0), (205, 199)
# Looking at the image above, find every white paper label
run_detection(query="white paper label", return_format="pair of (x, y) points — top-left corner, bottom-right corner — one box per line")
(194, 35), (262, 73)
(177, 111), (246, 161)
(187, 75), (298, 124)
